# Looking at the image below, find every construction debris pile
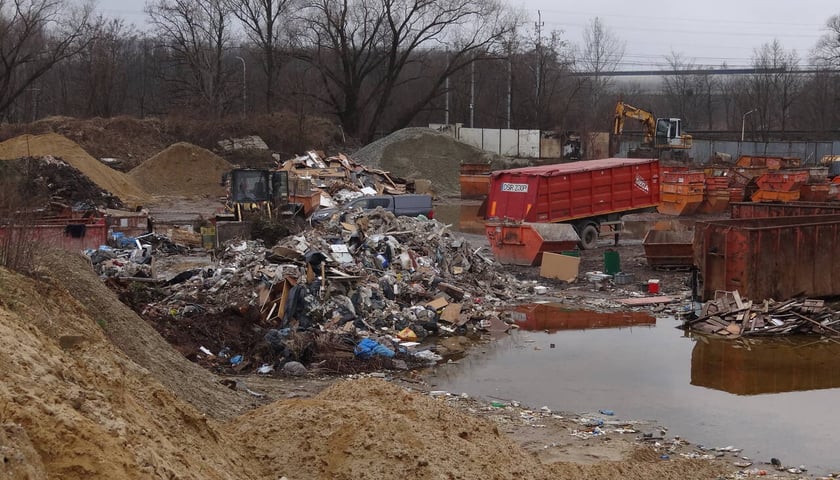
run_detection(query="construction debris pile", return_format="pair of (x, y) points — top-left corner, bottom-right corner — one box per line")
(681, 291), (840, 338)
(0, 156), (124, 210)
(103, 211), (535, 375)
(279, 150), (421, 204)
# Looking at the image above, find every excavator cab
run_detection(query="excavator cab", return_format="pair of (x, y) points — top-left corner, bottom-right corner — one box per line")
(654, 118), (691, 149)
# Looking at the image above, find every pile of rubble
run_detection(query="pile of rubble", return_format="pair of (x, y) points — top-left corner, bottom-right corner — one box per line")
(96, 210), (539, 375)
(278, 150), (424, 205)
(0, 156), (124, 210)
(681, 290), (840, 338)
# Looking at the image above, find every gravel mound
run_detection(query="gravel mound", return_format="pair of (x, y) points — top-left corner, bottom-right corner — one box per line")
(352, 127), (502, 197)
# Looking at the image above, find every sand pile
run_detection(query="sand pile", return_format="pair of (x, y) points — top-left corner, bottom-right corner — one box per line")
(0, 133), (147, 204)
(0, 255), (257, 479)
(230, 377), (555, 479)
(352, 127), (503, 196)
(129, 142), (232, 198)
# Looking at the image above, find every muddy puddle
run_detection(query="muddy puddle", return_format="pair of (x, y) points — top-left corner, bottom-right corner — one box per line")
(430, 305), (840, 474)
(434, 202), (485, 235)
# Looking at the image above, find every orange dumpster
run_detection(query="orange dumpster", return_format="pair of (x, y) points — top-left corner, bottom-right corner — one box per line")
(485, 220), (580, 266)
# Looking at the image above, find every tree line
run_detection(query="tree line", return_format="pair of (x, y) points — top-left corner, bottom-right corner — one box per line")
(2, 0), (840, 144)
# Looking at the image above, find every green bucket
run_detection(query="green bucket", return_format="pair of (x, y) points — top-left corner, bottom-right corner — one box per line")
(604, 249), (621, 275)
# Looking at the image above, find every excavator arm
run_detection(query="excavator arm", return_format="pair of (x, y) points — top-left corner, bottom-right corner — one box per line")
(612, 101), (656, 145)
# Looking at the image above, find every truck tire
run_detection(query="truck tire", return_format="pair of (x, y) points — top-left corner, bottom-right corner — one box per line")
(579, 223), (599, 250)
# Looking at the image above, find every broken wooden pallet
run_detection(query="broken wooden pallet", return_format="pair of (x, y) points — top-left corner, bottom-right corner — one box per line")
(682, 291), (840, 338)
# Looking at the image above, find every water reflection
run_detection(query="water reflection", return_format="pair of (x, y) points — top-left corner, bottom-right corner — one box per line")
(691, 336), (840, 395)
(434, 203), (485, 234)
(430, 319), (840, 474)
(512, 303), (656, 332)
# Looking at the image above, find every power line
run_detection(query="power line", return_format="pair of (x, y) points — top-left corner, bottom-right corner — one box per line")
(570, 67), (835, 76)
(535, 8), (827, 28)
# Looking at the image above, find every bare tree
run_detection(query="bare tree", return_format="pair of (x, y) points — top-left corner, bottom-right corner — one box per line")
(576, 17), (624, 130)
(226, 0), (297, 113)
(747, 39), (799, 134)
(813, 13), (840, 66)
(0, 0), (95, 120)
(532, 29), (575, 130)
(660, 51), (703, 126)
(73, 16), (138, 116)
(299, 0), (520, 142)
(146, 0), (236, 115)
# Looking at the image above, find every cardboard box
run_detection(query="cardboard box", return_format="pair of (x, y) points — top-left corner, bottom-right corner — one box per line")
(539, 253), (580, 282)
(426, 297), (449, 310)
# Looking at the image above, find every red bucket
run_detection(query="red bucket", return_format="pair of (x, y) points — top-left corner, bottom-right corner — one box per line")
(647, 279), (660, 294)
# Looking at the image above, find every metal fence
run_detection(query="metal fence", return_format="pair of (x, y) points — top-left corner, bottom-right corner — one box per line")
(619, 139), (840, 165)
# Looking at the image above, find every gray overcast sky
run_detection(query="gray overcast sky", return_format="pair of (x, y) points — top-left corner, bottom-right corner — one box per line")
(99, 0), (838, 68)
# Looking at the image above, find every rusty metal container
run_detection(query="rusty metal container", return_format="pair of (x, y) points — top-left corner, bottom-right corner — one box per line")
(485, 220), (580, 266)
(705, 175), (731, 191)
(694, 215), (840, 301)
(799, 184), (831, 202)
(659, 171), (705, 216)
(642, 229), (695, 268)
(729, 187), (745, 203)
(730, 201), (840, 219)
(460, 163), (491, 199)
(736, 155), (801, 170)
(750, 189), (801, 202)
(698, 190), (731, 214)
(755, 170), (809, 192)
(731, 167), (768, 190)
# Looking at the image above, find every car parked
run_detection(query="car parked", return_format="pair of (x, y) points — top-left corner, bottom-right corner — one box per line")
(309, 194), (434, 223)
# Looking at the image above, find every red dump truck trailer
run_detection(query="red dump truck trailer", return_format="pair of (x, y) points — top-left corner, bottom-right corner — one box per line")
(485, 158), (660, 263)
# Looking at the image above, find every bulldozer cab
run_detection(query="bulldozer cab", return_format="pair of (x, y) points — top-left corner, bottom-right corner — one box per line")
(231, 169), (272, 203)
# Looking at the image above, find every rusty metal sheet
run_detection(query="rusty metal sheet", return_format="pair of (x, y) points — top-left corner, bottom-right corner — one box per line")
(695, 214), (840, 301)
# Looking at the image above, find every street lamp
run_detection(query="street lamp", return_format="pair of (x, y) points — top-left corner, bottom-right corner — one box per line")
(741, 109), (756, 142)
(235, 56), (246, 115)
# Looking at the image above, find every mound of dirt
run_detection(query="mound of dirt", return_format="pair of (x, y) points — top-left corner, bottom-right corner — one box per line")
(0, 133), (147, 204)
(128, 142), (232, 198)
(230, 377), (555, 479)
(352, 127), (503, 197)
(0, 255), (257, 479)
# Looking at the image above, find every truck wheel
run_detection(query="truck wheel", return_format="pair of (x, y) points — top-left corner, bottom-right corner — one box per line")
(579, 223), (599, 250)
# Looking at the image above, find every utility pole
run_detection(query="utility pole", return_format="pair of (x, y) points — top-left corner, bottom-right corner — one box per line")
(507, 56), (512, 129)
(470, 58), (475, 128)
(534, 10), (544, 126)
(445, 50), (450, 126)
(235, 56), (246, 115)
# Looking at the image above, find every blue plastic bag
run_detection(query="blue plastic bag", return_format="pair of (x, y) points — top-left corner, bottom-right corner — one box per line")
(354, 338), (395, 359)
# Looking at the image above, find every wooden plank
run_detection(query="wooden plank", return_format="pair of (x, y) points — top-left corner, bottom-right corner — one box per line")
(617, 296), (677, 306)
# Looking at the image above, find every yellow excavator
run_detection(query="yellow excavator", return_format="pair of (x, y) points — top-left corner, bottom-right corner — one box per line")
(611, 101), (692, 160)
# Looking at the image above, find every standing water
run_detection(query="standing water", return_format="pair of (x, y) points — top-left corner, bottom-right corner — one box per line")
(430, 303), (840, 474)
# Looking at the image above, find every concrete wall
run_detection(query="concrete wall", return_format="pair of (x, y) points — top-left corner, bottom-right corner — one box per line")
(432, 125), (544, 158)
